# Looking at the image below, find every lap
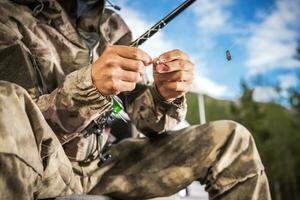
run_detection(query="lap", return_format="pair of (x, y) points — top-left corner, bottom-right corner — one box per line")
(0, 81), (262, 199)
(90, 120), (256, 199)
(103, 120), (243, 175)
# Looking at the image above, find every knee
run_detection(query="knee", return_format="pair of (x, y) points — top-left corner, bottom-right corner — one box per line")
(183, 120), (254, 153)
(190, 120), (257, 157)
(209, 120), (253, 142)
(208, 120), (263, 166)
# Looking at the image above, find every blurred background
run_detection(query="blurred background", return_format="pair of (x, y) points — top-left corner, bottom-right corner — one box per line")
(112, 0), (300, 199)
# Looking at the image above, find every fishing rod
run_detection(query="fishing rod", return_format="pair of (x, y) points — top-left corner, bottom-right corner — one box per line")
(82, 0), (197, 165)
(83, 0), (197, 137)
(112, 0), (197, 120)
(130, 0), (197, 47)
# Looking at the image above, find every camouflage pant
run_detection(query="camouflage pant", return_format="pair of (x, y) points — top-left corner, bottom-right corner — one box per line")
(0, 81), (271, 200)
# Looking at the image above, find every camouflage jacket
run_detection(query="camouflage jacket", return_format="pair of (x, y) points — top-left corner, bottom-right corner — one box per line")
(0, 0), (187, 161)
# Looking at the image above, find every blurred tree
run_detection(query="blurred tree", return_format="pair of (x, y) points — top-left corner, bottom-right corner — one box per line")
(296, 42), (300, 60)
(186, 82), (300, 200)
(231, 83), (299, 200)
(185, 42), (300, 199)
(289, 90), (300, 112)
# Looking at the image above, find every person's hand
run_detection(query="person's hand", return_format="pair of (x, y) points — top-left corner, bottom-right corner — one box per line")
(153, 49), (194, 101)
(92, 45), (152, 96)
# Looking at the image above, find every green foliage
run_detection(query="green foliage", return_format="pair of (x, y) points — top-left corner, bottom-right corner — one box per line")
(289, 90), (300, 113)
(186, 93), (200, 124)
(186, 87), (300, 200)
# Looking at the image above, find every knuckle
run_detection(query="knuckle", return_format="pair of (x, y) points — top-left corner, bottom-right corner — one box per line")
(111, 79), (119, 92)
(179, 59), (186, 68)
(106, 59), (116, 67)
(177, 71), (184, 80)
(109, 68), (119, 79)
(132, 73), (140, 82)
(139, 61), (145, 71)
(174, 49), (181, 54)
(128, 83), (136, 91)
(132, 49), (141, 59)
(136, 61), (144, 72)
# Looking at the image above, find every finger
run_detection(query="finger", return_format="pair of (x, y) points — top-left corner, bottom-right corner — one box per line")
(154, 70), (194, 82)
(118, 70), (140, 82)
(161, 81), (192, 92)
(118, 57), (145, 74)
(114, 79), (136, 93)
(158, 49), (190, 62)
(156, 59), (194, 73)
(111, 45), (152, 65)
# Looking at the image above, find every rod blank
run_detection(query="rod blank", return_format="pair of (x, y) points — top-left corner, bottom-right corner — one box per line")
(130, 0), (197, 47)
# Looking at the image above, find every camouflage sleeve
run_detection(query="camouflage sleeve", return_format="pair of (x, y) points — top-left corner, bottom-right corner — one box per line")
(100, 9), (187, 136)
(0, 20), (112, 145)
(36, 65), (112, 143)
(121, 84), (187, 136)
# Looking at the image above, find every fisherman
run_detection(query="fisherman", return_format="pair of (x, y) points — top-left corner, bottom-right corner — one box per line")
(0, 0), (271, 199)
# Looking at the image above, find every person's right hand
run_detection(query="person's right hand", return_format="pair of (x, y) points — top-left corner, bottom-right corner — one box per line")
(92, 45), (152, 96)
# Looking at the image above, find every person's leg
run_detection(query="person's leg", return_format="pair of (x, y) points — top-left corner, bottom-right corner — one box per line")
(216, 171), (270, 200)
(0, 81), (270, 200)
(0, 81), (185, 200)
(0, 81), (83, 199)
(0, 154), (39, 200)
(90, 121), (271, 200)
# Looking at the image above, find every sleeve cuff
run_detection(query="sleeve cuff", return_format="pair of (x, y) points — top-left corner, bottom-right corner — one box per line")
(75, 65), (112, 104)
(150, 84), (185, 109)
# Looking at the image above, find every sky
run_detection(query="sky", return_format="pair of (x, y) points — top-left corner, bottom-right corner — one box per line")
(111, 0), (300, 102)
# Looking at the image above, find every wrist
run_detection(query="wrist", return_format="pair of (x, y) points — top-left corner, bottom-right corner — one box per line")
(154, 84), (173, 102)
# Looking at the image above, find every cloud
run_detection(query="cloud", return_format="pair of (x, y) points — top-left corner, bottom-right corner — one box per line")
(190, 0), (246, 57)
(192, 0), (235, 34)
(116, 4), (175, 57)
(253, 86), (279, 102)
(191, 76), (229, 98)
(278, 73), (299, 89)
(252, 74), (298, 103)
(245, 0), (300, 75)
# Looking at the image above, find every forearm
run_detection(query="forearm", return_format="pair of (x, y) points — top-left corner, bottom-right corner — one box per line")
(36, 65), (112, 144)
(124, 84), (187, 136)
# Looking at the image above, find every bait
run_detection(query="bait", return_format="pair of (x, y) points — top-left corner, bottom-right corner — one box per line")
(226, 50), (232, 61)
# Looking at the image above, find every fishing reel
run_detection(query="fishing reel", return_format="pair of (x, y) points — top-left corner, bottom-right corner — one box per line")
(82, 96), (128, 138)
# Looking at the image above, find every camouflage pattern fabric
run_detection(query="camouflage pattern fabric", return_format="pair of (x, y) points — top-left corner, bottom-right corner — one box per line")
(0, 0), (185, 161)
(0, 81), (271, 199)
(0, 0), (271, 199)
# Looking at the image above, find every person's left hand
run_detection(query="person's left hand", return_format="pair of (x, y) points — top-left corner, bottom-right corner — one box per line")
(153, 49), (194, 101)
